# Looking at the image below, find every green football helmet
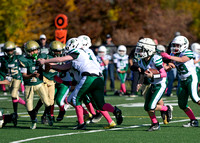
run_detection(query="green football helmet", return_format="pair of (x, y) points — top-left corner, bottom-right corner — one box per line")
(24, 40), (40, 57)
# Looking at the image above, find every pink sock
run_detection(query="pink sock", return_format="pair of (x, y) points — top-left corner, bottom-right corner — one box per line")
(121, 83), (126, 93)
(150, 114), (158, 124)
(75, 105), (84, 124)
(50, 105), (54, 117)
(59, 105), (65, 111)
(18, 97), (26, 105)
(1, 84), (6, 91)
(160, 105), (168, 111)
(185, 108), (196, 120)
(82, 107), (89, 115)
(86, 102), (96, 115)
(102, 103), (115, 113)
(20, 83), (25, 93)
(99, 110), (112, 124)
(12, 99), (18, 103)
(65, 96), (68, 104)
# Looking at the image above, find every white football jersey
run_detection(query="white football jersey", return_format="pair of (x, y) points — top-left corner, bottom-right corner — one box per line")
(193, 52), (200, 68)
(113, 53), (128, 70)
(172, 49), (196, 80)
(67, 48), (101, 82)
(138, 54), (166, 84)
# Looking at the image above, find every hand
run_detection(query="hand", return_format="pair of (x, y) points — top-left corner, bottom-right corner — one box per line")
(144, 70), (153, 78)
(168, 62), (175, 68)
(32, 71), (40, 78)
(161, 52), (171, 59)
(137, 84), (142, 92)
(37, 58), (46, 65)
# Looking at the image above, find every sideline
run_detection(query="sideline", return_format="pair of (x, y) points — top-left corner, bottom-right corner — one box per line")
(10, 119), (190, 143)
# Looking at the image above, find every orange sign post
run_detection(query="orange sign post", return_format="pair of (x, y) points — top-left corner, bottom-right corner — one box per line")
(55, 14), (68, 44)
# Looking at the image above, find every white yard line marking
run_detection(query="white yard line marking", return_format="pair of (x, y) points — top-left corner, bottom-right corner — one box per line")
(10, 119), (190, 143)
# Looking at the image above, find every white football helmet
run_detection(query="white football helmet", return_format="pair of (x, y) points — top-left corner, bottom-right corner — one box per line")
(117, 45), (127, 56)
(171, 36), (189, 54)
(98, 45), (107, 57)
(191, 43), (200, 54)
(135, 38), (156, 59)
(156, 44), (166, 54)
(77, 35), (92, 49)
(15, 47), (22, 55)
(65, 38), (82, 53)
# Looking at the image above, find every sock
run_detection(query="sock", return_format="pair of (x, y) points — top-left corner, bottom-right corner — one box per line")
(99, 110), (112, 124)
(160, 105), (168, 111)
(59, 105), (65, 111)
(82, 107), (89, 115)
(1, 84), (6, 91)
(18, 97), (26, 105)
(50, 105), (54, 117)
(86, 102), (96, 115)
(34, 99), (43, 113)
(12, 102), (18, 114)
(121, 83), (126, 93)
(75, 105), (84, 124)
(20, 83), (25, 93)
(28, 110), (36, 121)
(102, 103), (115, 113)
(185, 108), (196, 120)
(150, 114), (158, 124)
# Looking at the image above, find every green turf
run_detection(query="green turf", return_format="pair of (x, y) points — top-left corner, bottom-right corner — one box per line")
(0, 89), (200, 143)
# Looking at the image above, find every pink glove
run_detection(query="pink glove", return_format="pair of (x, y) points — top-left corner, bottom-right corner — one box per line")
(161, 52), (171, 59)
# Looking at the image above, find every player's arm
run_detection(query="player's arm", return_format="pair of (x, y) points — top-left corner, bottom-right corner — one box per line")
(194, 59), (200, 64)
(38, 55), (74, 65)
(161, 52), (190, 63)
(21, 68), (39, 79)
(0, 76), (12, 85)
(49, 62), (72, 71)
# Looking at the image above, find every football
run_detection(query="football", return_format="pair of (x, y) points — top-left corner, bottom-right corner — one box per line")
(145, 68), (160, 74)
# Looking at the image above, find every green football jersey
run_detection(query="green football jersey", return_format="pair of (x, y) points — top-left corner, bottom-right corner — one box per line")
(22, 53), (47, 85)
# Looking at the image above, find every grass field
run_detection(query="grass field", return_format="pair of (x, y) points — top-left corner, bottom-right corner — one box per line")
(0, 86), (200, 143)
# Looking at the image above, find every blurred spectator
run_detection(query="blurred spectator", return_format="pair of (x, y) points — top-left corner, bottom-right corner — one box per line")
(104, 34), (117, 91)
(38, 34), (49, 54)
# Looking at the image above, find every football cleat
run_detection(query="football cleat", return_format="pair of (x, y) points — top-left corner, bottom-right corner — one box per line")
(47, 114), (54, 126)
(183, 119), (199, 127)
(0, 110), (4, 128)
(84, 113), (93, 122)
(41, 115), (48, 124)
(166, 105), (173, 122)
(91, 112), (103, 123)
(147, 122), (160, 131)
(104, 121), (116, 129)
(113, 106), (123, 125)
(56, 110), (66, 122)
(30, 120), (37, 129)
(160, 111), (168, 124)
(12, 113), (18, 127)
(73, 122), (86, 130)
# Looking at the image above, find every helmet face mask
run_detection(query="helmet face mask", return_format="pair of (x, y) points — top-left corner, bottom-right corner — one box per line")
(25, 41), (40, 58)
(117, 45), (127, 56)
(98, 46), (107, 57)
(191, 43), (200, 54)
(3, 41), (16, 57)
(65, 38), (81, 53)
(77, 35), (92, 49)
(49, 41), (64, 57)
(171, 36), (189, 54)
(135, 38), (156, 59)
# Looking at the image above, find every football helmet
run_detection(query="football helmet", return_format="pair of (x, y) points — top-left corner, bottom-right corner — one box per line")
(77, 35), (92, 49)
(65, 38), (81, 53)
(135, 38), (156, 59)
(171, 36), (189, 54)
(191, 43), (200, 54)
(117, 45), (127, 56)
(24, 40), (40, 57)
(15, 47), (22, 55)
(156, 44), (166, 54)
(49, 41), (64, 56)
(3, 41), (16, 57)
(98, 46), (107, 57)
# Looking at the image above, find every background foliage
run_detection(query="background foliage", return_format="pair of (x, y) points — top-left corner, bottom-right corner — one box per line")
(0, 0), (200, 46)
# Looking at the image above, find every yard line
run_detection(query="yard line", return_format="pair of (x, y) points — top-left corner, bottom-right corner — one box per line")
(10, 119), (190, 143)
